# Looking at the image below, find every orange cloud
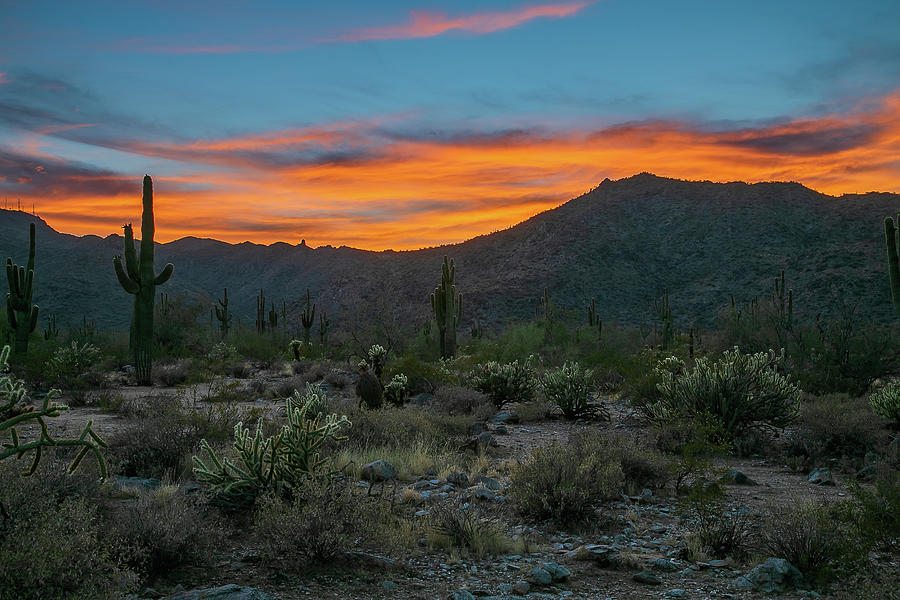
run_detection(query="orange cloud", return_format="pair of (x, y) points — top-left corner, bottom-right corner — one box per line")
(5, 89), (900, 250)
(328, 1), (596, 42)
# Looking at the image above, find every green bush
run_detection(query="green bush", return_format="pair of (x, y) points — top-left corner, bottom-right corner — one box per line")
(47, 341), (101, 390)
(470, 358), (536, 408)
(646, 348), (800, 444)
(846, 468), (900, 552)
(432, 384), (493, 417)
(510, 431), (669, 526)
(869, 382), (900, 428)
(539, 361), (606, 420)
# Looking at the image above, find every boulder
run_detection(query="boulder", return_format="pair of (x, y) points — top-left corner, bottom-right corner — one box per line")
(362, 459), (396, 482)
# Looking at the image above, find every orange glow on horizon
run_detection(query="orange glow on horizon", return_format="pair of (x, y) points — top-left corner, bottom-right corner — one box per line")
(6, 89), (900, 251)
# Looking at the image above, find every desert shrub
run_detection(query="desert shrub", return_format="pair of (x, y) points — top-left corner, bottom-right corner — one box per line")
(254, 477), (383, 568)
(470, 359), (536, 408)
(646, 348), (800, 444)
(540, 361), (607, 420)
(152, 358), (193, 387)
(433, 384), (493, 416)
(428, 503), (513, 557)
(193, 386), (350, 509)
(869, 382), (900, 428)
(383, 373), (408, 407)
(785, 394), (890, 469)
(760, 500), (862, 584)
(0, 462), (134, 599)
(680, 475), (754, 561)
(845, 468), (900, 551)
(106, 487), (222, 578)
(510, 431), (669, 526)
(337, 403), (468, 451)
(47, 341), (101, 390)
(388, 355), (459, 394)
(324, 369), (351, 390)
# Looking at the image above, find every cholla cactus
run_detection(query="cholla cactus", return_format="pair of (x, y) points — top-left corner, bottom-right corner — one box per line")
(869, 382), (900, 428)
(0, 344), (107, 476)
(367, 344), (387, 381)
(470, 358), (536, 409)
(540, 362), (605, 420)
(383, 373), (408, 407)
(192, 385), (350, 509)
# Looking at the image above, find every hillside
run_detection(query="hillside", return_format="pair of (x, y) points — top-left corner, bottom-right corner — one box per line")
(1, 173), (898, 332)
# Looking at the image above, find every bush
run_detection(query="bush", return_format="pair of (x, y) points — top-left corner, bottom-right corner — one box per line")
(253, 477), (383, 568)
(433, 385), (493, 417)
(869, 382), (900, 428)
(646, 348), (800, 444)
(759, 500), (862, 584)
(428, 503), (513, 557)
(0, 462), (135, 600)
(152, 359), (193, 387)
(846, 468), (900, 552)
(540, 361), (606, 420)
(47, 341), (101, 390)
(510, 431), (669, 526)
(470, 359), (536, 408)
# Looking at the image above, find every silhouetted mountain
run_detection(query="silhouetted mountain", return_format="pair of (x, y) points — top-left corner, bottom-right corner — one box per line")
(2, 173), (898, 333)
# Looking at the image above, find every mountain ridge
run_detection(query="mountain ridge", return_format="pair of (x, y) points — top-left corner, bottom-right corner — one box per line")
(2, 173), (898, 332)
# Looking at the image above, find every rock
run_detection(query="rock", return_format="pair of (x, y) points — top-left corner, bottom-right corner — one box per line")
(467, 421), (486, 435)
(807, 468), (834, 486)
(648, 557), (678, 572)
(708, 559), (729, 568)
(528, 566), (553, 585)
(493, 410), (520, 424)
(447, 472), (469, 486)
(474, 488), (496, 501)
(114, 476), (162, 492)
(167, 584), (272, 599)
(542, 562), (571, 582)
(720, 470), (758, 486)
(512, 581), (531, 594)
(639, 488), (653, 503)
(665, 590), (687, 598)
(362, 459), (396, 482)
(633, 571), (662, 585)
(494, 425), (508, 434)
(569, 544), (622, 568)
(380, 581), (397, 591)
(447, 591), (476, 600)
(476, 431), (498, 447)
(740, 557), (805, 593)
(474, 475), (501, 490)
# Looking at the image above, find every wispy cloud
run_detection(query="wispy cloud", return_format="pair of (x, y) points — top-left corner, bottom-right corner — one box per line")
(0, 72), (8, 84)
(3, 88), (899, 250)
(326, 1), (596, 42)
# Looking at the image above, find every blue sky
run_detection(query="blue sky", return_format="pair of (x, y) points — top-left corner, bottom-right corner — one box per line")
(1, 0), (899, 248)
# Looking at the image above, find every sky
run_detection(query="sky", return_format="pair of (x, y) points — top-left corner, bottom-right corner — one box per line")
(1, 0), (899, 250)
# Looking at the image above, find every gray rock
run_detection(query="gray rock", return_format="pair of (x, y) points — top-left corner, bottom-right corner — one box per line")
(474, 488), (496, 501)
(542, 561), (571, 582)
(808, 468), (834, 486)
(362, 459), (396, 482)
(380, 581), (397, 591)
(474, 475), (502, 490)
(493, 410), (520, 424)
(494, 425), (508, 434)
(741, 557), (805, 593)
(528, 566), (553, 585)
(167, 584), (272, 600)
(633, 571), (662, 585)
(665, 590), (687, 598)
(720, 470), (758, 486)
(648, 557), (678, 572)
(447, 591), (476, 600)
(512, 581), (531, 594)
(475, 431), (498, 447)
(447, 472), (469, 486)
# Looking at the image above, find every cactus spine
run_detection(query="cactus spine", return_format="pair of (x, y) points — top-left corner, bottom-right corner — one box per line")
(301, 288), (315, 344)
(215, 287), (231, 337)
(885, 215), (900, 316)
(430, 256), (462, 359)
(113, 175), (174, 385)
(5, 222), (39, 353)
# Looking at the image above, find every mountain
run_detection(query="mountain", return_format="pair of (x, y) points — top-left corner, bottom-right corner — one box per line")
(1, 173), (898, 333)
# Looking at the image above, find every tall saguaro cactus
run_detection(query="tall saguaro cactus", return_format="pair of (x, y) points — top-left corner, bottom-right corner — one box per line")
(5, 222), (39, 353)
(885, 215), (900, 316)
(113, 175), (174, 385)
(431, 256), (462, 359)
(215, 287), (231, 337)
(301, 288), (316, 344)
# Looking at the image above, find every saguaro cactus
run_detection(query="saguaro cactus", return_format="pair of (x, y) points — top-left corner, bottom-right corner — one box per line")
(885, 215), (900, 316)
(256, 288), (266, 333)
(215, 287), (231, 337)
(113, 175), (174, 385)
(430, 256), (462, 359)
(654, 289), (674, 350)
(773, 270), (793, 331)
(301, 288), (315, 344)
(5, 222), (39, 353)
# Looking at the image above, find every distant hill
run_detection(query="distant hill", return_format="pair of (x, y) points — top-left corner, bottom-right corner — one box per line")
(1, 173), (898, 333)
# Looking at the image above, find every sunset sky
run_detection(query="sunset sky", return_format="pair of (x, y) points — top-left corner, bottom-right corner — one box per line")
(1, 0), (899, 250)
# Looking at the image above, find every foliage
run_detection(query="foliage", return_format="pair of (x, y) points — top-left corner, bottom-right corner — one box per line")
(539, 361), (606, 420)
(428, 503), (513, 557)
(193, 386), (350, 509)
(869, 381), (900, 428)
(470, 358), (536, 408)
(645, 347), (800, 444)
(254, 477), (383, 568)
(432, 384), (493, 417)
(845, 468), (900, 552)
(47, 341), (101, 390)
(1, 344), (107, 476)
(510, 431), (669, 526)
(383, 373), (408, 407)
